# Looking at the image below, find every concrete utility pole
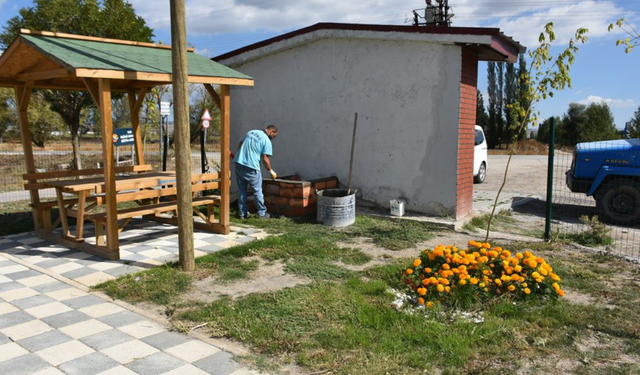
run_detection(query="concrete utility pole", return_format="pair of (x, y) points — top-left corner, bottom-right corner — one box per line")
(170, 0), (195, 271)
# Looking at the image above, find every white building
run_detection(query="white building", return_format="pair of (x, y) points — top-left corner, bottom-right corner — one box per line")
(216, 23), (524, 219)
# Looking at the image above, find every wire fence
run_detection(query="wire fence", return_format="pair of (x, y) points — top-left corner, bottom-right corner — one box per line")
(549, 140), (640, 260)
(0, 135), (221, 205)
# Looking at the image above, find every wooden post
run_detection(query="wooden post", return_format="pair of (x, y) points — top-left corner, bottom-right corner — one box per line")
(219, 85), (231, 233)
(98, 78), (119, 256)
(128, 87), (149, 165)
(170, 0), (195, 271)
(15, 82), (43, 229)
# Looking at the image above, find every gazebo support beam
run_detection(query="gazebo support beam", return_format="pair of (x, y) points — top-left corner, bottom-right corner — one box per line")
(97, 78), (119, 257)
(219, 84), (231, 233)
(128, 87), (150, 165)
(15, 81), (43, 230)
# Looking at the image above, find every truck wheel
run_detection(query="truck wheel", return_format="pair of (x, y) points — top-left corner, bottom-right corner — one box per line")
(595, 180), (640, 225)
(474, 162), (486, 184)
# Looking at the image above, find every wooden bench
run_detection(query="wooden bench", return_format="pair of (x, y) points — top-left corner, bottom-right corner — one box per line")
(22, 165), (153, 234)
(83, 172), (223, 246)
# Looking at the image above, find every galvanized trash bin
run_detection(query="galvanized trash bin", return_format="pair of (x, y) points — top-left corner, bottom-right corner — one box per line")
(316, 189), (356, 227)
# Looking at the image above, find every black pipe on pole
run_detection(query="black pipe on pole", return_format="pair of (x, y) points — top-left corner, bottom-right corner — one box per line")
(544, 117), (556, 240)
(162, 125), (168, 172)
(200, 129), (206, 173)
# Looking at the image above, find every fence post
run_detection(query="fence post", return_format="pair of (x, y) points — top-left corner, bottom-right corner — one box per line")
(544, 117), (556, 240)
(200, 129), (206, 173)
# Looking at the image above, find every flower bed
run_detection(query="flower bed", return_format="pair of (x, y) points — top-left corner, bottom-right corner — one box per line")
(401, 241), (564, 308)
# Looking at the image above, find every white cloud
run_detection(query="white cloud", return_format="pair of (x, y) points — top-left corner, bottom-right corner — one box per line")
(578, 95), (637, 108)
(128, 0), (635, 47)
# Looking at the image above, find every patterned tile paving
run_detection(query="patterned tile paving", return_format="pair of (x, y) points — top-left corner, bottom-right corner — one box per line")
(0, 220), (268, 375)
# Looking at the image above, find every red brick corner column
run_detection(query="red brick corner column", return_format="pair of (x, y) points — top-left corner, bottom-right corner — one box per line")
(456, 48), (478, 219)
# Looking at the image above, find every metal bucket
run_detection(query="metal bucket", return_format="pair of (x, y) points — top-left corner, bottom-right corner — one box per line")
(317, 189), (356, 227)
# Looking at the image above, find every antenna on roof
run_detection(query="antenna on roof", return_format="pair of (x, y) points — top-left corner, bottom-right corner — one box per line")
(411, 0), (454, 27)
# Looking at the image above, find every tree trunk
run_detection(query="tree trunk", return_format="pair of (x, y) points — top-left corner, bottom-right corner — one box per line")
(71, 130), (82, 170)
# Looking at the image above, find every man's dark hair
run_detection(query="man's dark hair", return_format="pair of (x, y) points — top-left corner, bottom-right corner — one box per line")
(266, 125), (278, 133)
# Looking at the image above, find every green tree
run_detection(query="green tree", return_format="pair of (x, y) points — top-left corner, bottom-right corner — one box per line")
(561, 103), (587, 146)
(580, 102), (619, 142)
(516, 54), (532, 139)
(536, 116), (562, 145)
(486, 62), (499, 148)
(0, 0), (154, 169)
(476, 90), (489, 131)
(27, 91), (66, 147)
(627, 106), (640, 138)
(503, 62), (518, 144)
(0, 88), (15, 141)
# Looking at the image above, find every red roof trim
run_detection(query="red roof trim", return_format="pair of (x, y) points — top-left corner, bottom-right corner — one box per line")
(214, 22), (524, 62)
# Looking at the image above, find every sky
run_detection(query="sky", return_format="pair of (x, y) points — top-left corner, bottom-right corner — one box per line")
(0, 0), (639, 129)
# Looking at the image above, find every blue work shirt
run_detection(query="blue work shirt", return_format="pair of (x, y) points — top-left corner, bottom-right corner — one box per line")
(234, 130), (272, 171)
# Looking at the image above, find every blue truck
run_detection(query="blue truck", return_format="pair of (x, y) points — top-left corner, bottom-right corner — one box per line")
(566, 138), (640, 225)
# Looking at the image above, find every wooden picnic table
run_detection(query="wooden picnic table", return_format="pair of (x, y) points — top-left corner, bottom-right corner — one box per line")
(44, 171), (223, 256)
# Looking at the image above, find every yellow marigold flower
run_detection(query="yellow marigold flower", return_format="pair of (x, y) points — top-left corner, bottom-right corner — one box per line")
(502, 250), (511, 257)
(414, 259), (421, 267)
(406, 268), (413, 275)
(551, 273), (561, 281)
(540, 268), (548, 276)
(426, 301), (434, 308)
(524, 288), (531, 295)
(417, 287), (427, 296)
(470, 277), (478, 285)
(522, 282), (528, 288)
(459, 279), (467, 286)
(515, 265), (522, 272)
(484, 287), (489, 292)
(418, 297), (425, 305)
(437, 284), (445, 292)
(445, 286), (451, 293)
(529, 260), (538, 269)
(442, 263), (450, 270)
(552, 282), (560, 290)
(482, 242), (491, 249)
(524, 251), (532, 258)
(494, 279), (502, 286)
(532, 271), (540, 279)
(494, 246), (503, 252)
(516, 253), (523, 259)
(430, 277), (438, 283)
(479, 282), (485, 288)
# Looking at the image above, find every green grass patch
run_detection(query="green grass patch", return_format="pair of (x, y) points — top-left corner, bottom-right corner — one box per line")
(463, 210), (517, 233)
(94, 264), (191, 305)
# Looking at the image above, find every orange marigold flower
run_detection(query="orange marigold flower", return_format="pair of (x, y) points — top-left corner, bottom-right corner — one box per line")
(444, 286), (451, 293)
(459, 279), (467, 286)
(508, 285), (516, 291)
(426, 301), (434, 308)
(482, 243), (491, 249)
(524, 251), (533, 258)
(529, 260), (538, 269)
(442, 263), (450, 270)
(557, 289), (565, 297)
(406, 268), (413, 275)
(536, 257), (544, 263)
(414, 259), (422, 267)
(422, 279), (430, 285)
(515, 265), (522, 272)
(515, 253), (523, 259)
(425, 268), (432, 273)
(470, 277), (478, 285)
(417, 287), (427, 296)
(418, 297), (425, 305)
(551, 274), (561, 281)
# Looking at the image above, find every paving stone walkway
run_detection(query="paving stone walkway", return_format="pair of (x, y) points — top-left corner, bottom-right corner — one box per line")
(0, 220), (268, 375)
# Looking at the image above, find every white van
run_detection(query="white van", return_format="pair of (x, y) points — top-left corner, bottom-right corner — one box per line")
(474, 125), (488, 183)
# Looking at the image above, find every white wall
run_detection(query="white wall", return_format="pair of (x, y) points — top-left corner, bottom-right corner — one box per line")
(226, 37), (462, 215)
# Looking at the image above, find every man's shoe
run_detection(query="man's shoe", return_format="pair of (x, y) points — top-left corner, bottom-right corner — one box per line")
(238, 213), (251, 220)
(257, 213), (271, 219)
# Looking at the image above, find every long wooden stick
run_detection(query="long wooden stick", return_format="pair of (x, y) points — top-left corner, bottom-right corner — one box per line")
(347, 113), (358, 195)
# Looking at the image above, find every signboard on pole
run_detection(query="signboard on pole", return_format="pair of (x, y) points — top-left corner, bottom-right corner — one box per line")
(112, 128), (135, 147)
(160, 101), (171, 116)
(201, 109), (211, 129)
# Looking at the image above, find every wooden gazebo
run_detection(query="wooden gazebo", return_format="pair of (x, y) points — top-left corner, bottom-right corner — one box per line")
(0, 29), (254, 259)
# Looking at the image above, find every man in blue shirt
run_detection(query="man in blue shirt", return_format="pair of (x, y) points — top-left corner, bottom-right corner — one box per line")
(234, 125), (278, 219)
